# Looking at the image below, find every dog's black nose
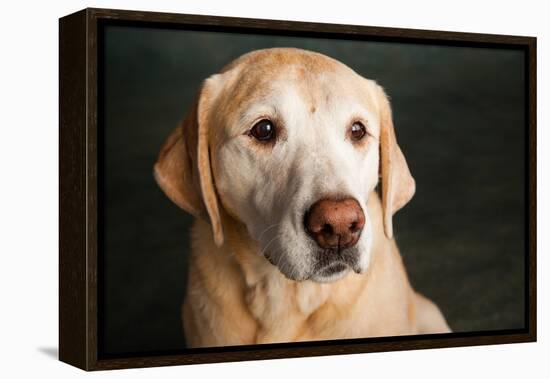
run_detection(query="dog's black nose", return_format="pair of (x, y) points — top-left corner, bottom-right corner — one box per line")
(304, 197), (365, 249)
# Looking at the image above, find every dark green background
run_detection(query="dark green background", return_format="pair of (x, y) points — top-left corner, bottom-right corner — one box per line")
(101, 25), (526, 355)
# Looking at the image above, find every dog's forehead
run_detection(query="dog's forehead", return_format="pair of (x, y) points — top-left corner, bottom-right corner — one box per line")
(216, 48), (377, 125)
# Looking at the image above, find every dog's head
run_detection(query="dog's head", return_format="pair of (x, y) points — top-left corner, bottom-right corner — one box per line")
(155, 48), (414, 283)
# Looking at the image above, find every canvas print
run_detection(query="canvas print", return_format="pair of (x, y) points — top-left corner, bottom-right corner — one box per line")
(99, 25), (525, 356)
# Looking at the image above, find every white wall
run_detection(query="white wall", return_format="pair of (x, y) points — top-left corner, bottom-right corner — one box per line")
(0, 0), (547, 377)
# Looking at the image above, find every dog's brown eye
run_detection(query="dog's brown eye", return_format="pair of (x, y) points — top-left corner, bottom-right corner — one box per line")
(350, 122), (367, 141)
(250, 119), (276, 142)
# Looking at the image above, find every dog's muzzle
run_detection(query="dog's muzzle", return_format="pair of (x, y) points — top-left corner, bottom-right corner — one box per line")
(304, 197), (365, 276)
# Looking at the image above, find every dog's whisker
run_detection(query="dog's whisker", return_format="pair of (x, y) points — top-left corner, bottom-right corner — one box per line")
(258, 222), (280, 243)
(260, 234), (280, 257)
(274, 249), (285, 269)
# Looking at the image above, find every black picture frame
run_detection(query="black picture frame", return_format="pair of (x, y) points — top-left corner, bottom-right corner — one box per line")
(59, 7), (536, 371)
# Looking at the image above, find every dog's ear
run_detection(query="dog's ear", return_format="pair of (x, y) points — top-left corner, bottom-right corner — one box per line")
(374, 84), (415, 239)
(154, 77), (224, 246)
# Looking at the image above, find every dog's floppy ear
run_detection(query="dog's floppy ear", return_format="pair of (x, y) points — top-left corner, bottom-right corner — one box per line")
(375, 84), (415, 239)
(154, 77), (224, 246)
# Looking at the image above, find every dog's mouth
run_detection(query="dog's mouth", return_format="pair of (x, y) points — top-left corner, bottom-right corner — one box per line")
(317, 261), (349, 275)
(263, 245), (361, 282)
(314, 246), (359, 269)
(308, 246), (360, 280)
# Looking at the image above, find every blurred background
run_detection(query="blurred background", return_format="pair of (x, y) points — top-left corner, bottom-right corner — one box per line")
(100, 24), (526, 356)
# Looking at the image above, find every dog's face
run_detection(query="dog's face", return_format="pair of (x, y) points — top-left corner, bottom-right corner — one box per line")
(155, 48), (415, 283)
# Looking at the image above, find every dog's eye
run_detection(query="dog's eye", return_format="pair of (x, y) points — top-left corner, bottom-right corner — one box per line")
(350, 122), (367, 141)
(250, 119), (276, 142)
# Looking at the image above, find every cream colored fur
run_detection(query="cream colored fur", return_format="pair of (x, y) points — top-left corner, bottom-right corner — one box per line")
(155, 48), (450, 347)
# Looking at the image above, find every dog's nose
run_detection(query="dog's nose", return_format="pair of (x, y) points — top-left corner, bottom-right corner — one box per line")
(304, 198), (365, 249)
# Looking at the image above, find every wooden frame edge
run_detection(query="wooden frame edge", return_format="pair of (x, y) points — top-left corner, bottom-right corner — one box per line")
(527, 37), (537, 342)
(85, 7), (536, 44)
(59, 9), (88, 370)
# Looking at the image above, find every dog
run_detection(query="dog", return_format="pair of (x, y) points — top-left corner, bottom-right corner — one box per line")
(154, 48), (450, 347)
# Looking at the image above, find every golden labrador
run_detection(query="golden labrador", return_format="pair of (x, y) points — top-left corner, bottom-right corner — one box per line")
(155, 48), (450, 347)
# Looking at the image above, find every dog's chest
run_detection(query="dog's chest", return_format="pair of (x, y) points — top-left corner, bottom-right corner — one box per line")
(244, 274), (332, 343)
